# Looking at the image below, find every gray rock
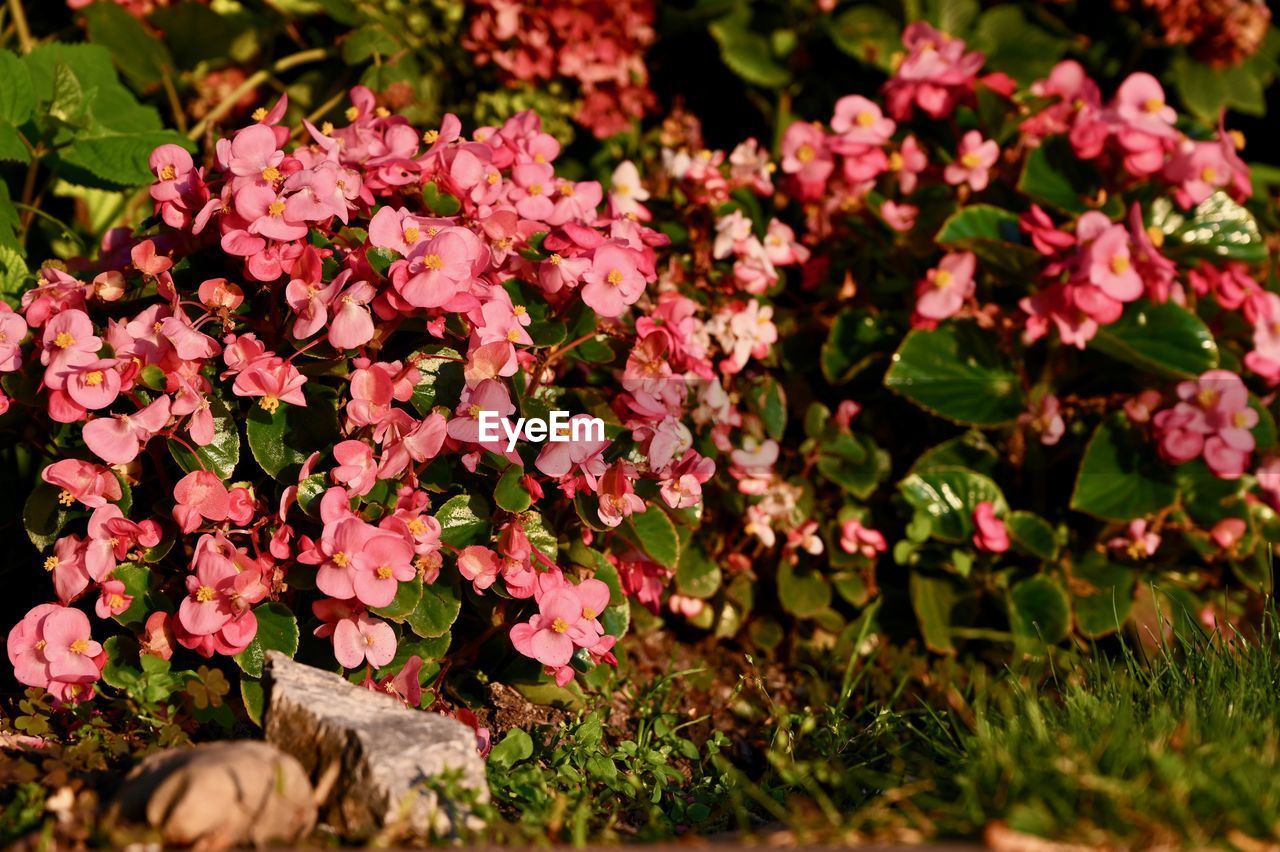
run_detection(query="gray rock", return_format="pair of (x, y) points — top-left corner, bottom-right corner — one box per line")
(262, 650), (488, 841)
(109, 740), (316, 848)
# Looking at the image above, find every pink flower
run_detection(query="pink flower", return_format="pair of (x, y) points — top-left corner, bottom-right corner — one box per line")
(597, 463), (646, 527)
(391, 227), (477, 309)
(830, 95), (896, 150)
(884, 23), (984, 120)
(232, 356), (307, 411)
(780, 121), (834, 200)
(457, 545), (502, 592)
(95, 579), (134, 619)
(41, 459), (121, 509)
(972, 502), (1009, 553)
(914, 252), (976, 322)
(1210, 517), (1247, 550)
(332, 440), (378, 496)
(944, 131), (998, 191)
(839, 518), (887, 559)
(82, 395), (171, 465)
(581, 244), (644, 318)
(510, 588), (595, 668)
(0, 307), (28, 372)
(1108, 519), (1161, 559)
(333, 610), (397, 669)
(173, 470), (231, 533)
(351, 533), (415, 608)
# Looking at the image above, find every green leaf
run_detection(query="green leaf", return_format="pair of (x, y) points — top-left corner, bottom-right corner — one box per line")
(1007, 575), (1071, 651)
(0, 124), (28, 164)
(521, 511), (558, 562)
(709, 9), (791, 89)
(112, 563), (154, 626)
(342, 23), (401, 65)
(1090, 299), (1218, 379)
(1150, 192), (1265, 263)
(421, 181), (461, 217)
(821, 308), (894, 384)
(817, 433), (890, 499)
(676, 543), (722, 599)
(407, 574), (462, 638)
(1070, 554), (1134, 639)
(84, 1), (175, 88)
(935, 204), (1022, 245)
(910, 431), (999, 477)
(1007, 511), (1059, 561)
(437, 494), (491, 548)
(241, 677), (264, 726)
(745, 376), (786, 441)
(246, 396), (340, 480)
(970, 6), (1067, 84)
(1017, 140), (1091, 215)
(623, 508), (680, 568)
(494, 464), (532, 513)
(372, 575), (423, 621)
(0, 50), (33, 124)
(59, 129), (194, 189)
(909, 571), (976, 654)
(233, 603), (299, 678)
(1171, 54), (1227, 122)
(409, 346), (464, 415)
(825, 6), (900, 70)
(24, 482), (68, 551)
(168, 397), (240, 480)
(899, 466), (1007, 544)
(1071, 415), (1176, 521)
(777, 561), (831, 618)
(0, 244), (30, 296)
(488, 729), (533, 771)
(884, 321), (1025, 426)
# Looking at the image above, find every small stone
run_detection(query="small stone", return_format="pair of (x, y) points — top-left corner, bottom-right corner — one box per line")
(109, 741), (315, 849)
(262, 651), (488, 840)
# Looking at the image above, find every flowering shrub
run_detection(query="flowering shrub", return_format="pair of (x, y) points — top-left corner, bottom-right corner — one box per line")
(5, 87), (722, 711)
(4, 2), (1280, 722)
(602, 19), (1278, 652)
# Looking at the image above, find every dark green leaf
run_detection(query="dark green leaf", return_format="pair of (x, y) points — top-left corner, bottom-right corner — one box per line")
(169, 397), (240, 480)
(1091, 300), (1218, 379)
(884, 321), (1025, 426)
(1071, 415), (1176, 521)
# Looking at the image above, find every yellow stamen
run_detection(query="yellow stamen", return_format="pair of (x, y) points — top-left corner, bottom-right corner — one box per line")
(252, 107), (268, 121)
(551, 617), (569, 633)
(58, 490), (74, 507)
(69, 639), (89, 654)
(267, 200), (286, 216)
(403, 225), (421, 245)
(44, 556), (59, 571)
(422, 254), (443, 270)
(376, 565), (394, 580)
(332, 551), (350, 568)
(196, 585), (216, 603)
(606, 269), (624, 286)
(159, 164), (177, 181)
(259, 395), (280, 413)
(84, 370), (104, 387)
(262, 166), (281, 182)
(54, 332), (75, 349)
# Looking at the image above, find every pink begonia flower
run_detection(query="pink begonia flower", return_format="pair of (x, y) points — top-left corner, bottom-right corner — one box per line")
(1109, 519), (1161, 559)
(1210, 517), (1247, 550)
(37, 606), (103, 683)
(362, 654), (424, 707)
(1079, 212), (1143, 302)
(95, 579), (134, 619)
(944, 131), (998, 191)
(65, 359), (122, 411)
(82, 395), (171, 465)
(232, 356), (307, 411)
(217, 123), (285, 181)
(46, 534), (92, 604)
(140, 611), (176, 661)
(42, 459), (122, 509)
(173, 470), (231, 533)
(510, 588), (596, 668)
(883, 22), (984, 120)
(199, 278), (244, 310)
(535, 415), (609, 484)
(779, 121), (834, 200)
(312, 517), (376, 600)
(581, 244), (644, 318)
(840, 518), (887, 559)
(332, 440), (378, 496)
(235, 184), (310, 242)
(0, 306), (29, 372)
(915, 252), (976, 322)
(84, 503), (160, 580)
(608, 160), (650, 219)
(830, 95), (896, 150)
(972, 502), (1009, 553)
(41, 309), (101, 382)
(597, 463), (647, 527)
(457, 545), (502, 592)
(881, 200), (918, 232)
(329, 280), (378, 350)
(1154, 369), (1255, 479)
(351, 533), (415, 608)
(377, 412), (448, 480)
(333, 610), (397, 669)
(392, 227), (478, 309)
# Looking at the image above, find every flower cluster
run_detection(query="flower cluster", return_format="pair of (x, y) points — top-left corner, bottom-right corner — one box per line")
(1113, 0), (1272, 66)
(464, 0), (657, 138)
(6, 87), (716, 703)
